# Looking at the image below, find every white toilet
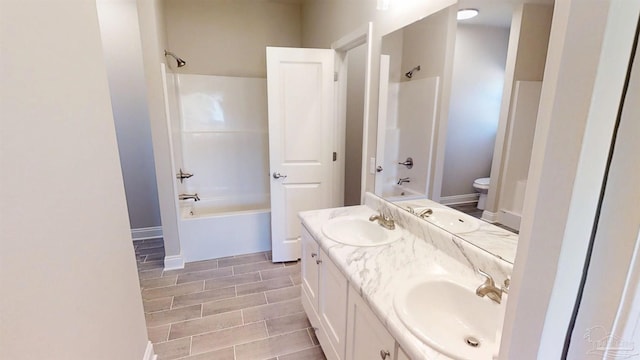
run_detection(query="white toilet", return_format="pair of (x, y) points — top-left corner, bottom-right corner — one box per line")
(473, 177), (490, 210)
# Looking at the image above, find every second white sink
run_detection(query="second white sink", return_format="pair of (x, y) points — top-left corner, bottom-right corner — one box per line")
(322, 216), (401, 247)
(416, 207), (480, 234)
(394, 275), (502, 359)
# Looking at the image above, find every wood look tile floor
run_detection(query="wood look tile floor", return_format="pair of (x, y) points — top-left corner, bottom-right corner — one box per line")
(134, 239), (326, 360)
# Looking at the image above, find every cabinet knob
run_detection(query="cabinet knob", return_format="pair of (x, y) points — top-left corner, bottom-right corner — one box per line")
(311, 252), (317, 258)
(379, 350), (390, 359)
(316, 259), (322, 265)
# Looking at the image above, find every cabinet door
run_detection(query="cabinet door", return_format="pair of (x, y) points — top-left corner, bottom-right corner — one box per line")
(301, 226), (319, 311)
(319, 249), (349, 359)
(346, 285), (396, 360)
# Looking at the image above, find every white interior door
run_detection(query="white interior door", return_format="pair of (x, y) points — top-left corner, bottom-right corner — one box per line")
(267, 47), (335, 262)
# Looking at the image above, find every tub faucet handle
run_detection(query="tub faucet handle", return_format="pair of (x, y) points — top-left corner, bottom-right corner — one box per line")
(176, 168), (194, 183)
(398, 157), (413, 169)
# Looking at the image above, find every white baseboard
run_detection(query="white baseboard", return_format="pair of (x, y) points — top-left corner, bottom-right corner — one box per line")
(164, 254), (185, 271)
(143, 341), (157, 360)
(498, 209), (522, 231)
(131, 226), (163, 241)
(440, 193), (479, 205)
(482, 210), (498, 223)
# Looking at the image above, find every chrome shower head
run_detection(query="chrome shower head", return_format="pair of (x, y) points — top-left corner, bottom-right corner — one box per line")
(405, 65), (421, 79)
(164, 50), (186, 68)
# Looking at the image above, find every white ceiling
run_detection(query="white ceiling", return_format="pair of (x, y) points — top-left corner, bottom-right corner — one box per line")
(456, 0), (554, 28)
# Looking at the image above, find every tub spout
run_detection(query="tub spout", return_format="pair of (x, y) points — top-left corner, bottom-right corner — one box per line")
(179, 193), (200, 201)
(397, 177), (410, 185)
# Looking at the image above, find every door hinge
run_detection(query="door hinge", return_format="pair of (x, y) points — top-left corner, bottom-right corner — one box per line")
(333, 152), (337, 161)
(334, 72), (338, 82)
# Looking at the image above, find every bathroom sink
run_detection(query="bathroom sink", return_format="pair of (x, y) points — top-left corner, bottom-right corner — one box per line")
(416, 207), (480, 234)
(322, 216), (401, 247)
(394, 276), (501, 359)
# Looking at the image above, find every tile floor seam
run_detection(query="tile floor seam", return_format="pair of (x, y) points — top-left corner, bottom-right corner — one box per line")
(306, 328), (315, 346)
(206, 273), (290, 289)
(279, 344), (321, 359)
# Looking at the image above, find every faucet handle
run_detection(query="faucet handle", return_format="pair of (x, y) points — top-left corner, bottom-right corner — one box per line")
(477, 269), (495, 286)
(502, 277), (511, 293)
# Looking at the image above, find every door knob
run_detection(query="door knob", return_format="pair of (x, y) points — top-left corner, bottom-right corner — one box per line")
(379, 350), (391, 359)
(272, 172), (287, 179)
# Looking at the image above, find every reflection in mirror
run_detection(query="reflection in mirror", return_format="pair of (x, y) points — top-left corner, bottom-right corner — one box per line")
(375, 5), (454, 202)
(374, 0), (554, 261)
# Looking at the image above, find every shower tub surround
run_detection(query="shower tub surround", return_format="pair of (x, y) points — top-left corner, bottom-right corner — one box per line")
(298, 193), (514, 359)
(163, 72), (272, 262)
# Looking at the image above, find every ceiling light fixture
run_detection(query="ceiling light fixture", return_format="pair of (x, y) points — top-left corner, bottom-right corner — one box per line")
(457, 8), (479, 20)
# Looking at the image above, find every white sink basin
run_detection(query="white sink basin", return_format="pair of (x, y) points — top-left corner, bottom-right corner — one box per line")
(415, 207), (480, 234)
(394, 276), (501, 359)
(322, 216), (401, 247)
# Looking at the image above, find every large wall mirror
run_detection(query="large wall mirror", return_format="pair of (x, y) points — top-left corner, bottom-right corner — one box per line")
(373, 0), (554, 263)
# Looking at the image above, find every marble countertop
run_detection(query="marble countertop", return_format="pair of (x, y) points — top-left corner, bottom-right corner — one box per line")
(299, 202), (506, 360)
(394, 198), (519, 263)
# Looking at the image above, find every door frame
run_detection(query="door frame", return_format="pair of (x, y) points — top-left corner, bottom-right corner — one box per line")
(500, 1), (640, 358)
(331, 23), (373, 206)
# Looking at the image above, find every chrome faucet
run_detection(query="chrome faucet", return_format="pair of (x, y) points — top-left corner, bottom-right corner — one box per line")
(179, 193), (200, 201)
(475, 269), (509, 304)
(369, 210), (395, 230)
(397, 177), (411, 185)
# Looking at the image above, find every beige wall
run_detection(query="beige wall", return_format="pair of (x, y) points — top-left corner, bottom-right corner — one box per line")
(164, 0), (302, 77)
(442, 25), (510, 197)
(0, 0), (149, 359)
(344, 44), (367, 206)
(400, 8), (451, 81)
(97, 0), (163, 230)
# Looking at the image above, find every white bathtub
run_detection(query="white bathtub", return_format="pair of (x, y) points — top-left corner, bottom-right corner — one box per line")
(178, 198), (271, 262)
(381, 185), (427, 202)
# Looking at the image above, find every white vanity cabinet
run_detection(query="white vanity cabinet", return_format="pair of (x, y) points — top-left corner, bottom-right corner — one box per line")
(301, 226), (320, 310)
(301, 225), (405, 360)
(346, 285), (396, 360)
(301, 226), (348, 360)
